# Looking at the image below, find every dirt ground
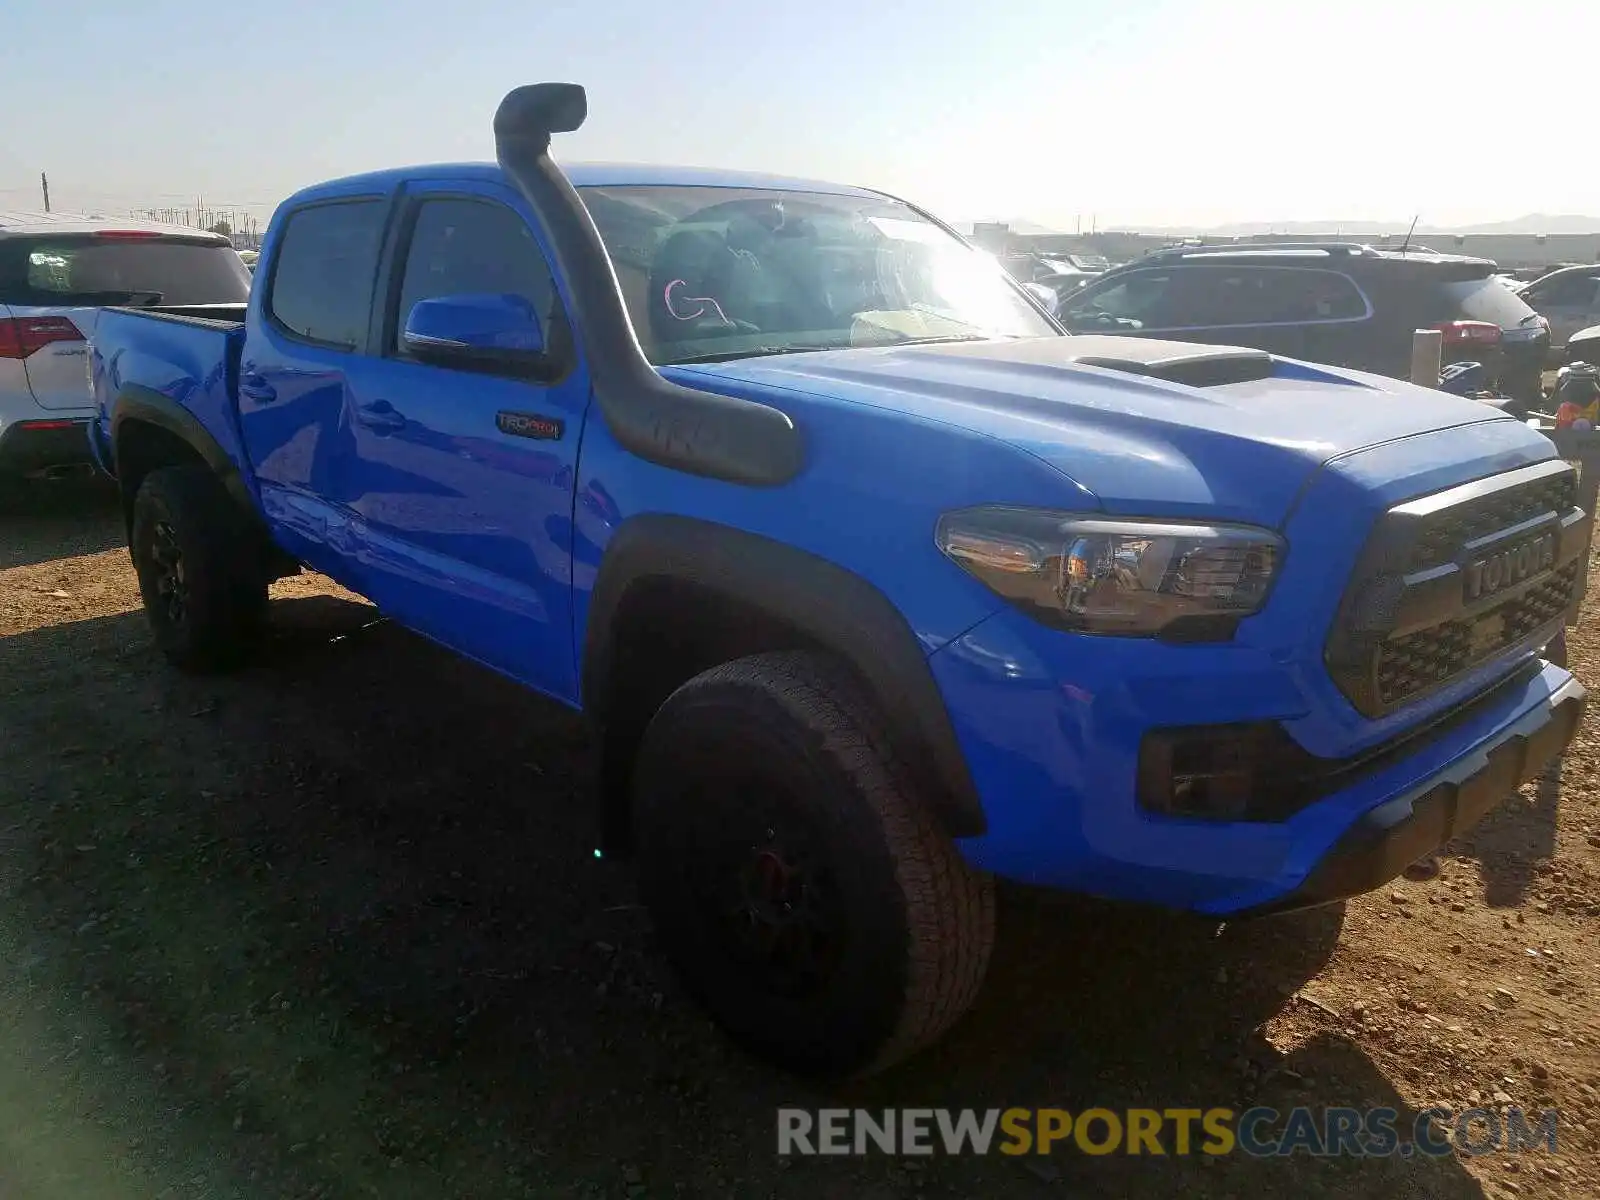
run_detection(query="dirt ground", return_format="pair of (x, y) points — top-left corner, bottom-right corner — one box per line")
(1, 479), (1597, 1200)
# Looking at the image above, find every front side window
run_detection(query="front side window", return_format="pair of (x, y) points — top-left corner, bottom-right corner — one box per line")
(577, 185), (1055, 364)
(1060, 270), (1174, 329)
(267, 200), (388, 350)
(1531, 272), (1600, 308)
(392, 198), (559, 352)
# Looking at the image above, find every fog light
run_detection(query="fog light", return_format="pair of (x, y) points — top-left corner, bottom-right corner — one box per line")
(1137, 723), (1320, 823)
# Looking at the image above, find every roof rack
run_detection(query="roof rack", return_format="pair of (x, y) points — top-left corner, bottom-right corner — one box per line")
(1139, 240), (1379, 262)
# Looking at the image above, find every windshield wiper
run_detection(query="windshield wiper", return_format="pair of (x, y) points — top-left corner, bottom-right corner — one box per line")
(889, 334), (992, 347)
(666, 344), (843, 365)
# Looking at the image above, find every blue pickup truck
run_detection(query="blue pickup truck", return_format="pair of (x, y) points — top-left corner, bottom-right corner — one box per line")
(89, 84), (1589, 1078)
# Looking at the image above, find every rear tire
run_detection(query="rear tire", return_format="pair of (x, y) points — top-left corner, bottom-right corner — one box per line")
(130, 466), (268, 672)
(632, 651), (995, 1078)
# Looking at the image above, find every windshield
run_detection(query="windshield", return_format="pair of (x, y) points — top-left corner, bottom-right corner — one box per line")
(0, 235), (251, 307)
(576, 185), (1056, 364)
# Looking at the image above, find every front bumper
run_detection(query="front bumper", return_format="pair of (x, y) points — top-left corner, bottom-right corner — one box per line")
(0, 416), (94, 475)
(1241, 672), (1584, 915)
(930, 604), (1584, 916)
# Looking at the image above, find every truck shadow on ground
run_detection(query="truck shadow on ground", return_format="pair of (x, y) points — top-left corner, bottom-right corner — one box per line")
(1460, 763), (1563, 908)
(0, 596), (1490, 1199)
(0, 476), (123, 569)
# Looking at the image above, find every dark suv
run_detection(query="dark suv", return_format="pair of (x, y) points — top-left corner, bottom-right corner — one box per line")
(1057, 243), (1551, 405)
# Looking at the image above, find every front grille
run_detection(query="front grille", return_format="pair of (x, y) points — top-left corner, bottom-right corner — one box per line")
(1375, 562), (1579, 709)
(1406, 470), (1576, 571)
(1326, 460), (1589, 718)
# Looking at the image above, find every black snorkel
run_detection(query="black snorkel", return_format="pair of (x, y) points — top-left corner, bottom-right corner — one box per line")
(493, 83), (803, 487)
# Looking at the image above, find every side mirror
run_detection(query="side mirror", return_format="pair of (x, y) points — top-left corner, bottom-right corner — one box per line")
(402, 293), (551, 376)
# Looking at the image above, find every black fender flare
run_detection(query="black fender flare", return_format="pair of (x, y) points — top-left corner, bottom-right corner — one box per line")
(108, 386), (297, 584)
(582, 514), (987, 838)
(110, 384), (257, 516)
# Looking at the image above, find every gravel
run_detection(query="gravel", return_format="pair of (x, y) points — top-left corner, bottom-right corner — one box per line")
(2, 479), (1596, 1199)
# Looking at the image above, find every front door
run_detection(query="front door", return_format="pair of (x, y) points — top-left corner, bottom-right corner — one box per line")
(338, 183), (588, 703)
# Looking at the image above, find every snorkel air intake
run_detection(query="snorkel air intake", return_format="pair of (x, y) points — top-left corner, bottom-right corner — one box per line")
(493, 83), (803, 486)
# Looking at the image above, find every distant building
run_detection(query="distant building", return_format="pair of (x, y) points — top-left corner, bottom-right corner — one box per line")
(969, 222), (1012, 253)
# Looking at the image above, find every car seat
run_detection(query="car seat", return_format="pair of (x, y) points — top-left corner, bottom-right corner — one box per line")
(647, 227), (740, 341)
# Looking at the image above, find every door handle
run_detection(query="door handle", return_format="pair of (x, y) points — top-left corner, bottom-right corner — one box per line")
(355, 399), (407, 434)
(239, 371), (276, 404)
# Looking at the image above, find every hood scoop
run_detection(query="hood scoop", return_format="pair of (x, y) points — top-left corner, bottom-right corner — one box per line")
(914, 333), (1280, 388)
(1056, 336), (1276, 388)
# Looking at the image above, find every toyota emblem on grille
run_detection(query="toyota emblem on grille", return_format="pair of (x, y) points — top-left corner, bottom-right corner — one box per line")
(1464, 531), (1556, 603)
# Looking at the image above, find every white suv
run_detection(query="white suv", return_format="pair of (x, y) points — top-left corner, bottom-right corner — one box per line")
(0, 212), (251, 480)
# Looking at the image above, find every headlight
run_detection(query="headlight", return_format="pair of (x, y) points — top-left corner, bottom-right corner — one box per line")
(935, 506), (1284, 640)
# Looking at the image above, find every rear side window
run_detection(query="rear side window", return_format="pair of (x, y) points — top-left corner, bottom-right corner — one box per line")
(1243, 268), (1367, 321)
(392, 197), (558, 352)
(0, 235), (251, 307)
(1437, 276), (1539, 328)
(1064, 265), (1368, 330)
(267, 200), (388, 349)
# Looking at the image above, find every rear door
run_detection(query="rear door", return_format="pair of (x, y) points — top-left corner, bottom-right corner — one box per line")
(0, 232), (251, 409)
(1138, 265), (1315, 358)
(239, 196), (392, 584)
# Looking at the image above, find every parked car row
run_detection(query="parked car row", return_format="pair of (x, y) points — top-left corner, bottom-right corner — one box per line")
(1054, 241), (1553, 408)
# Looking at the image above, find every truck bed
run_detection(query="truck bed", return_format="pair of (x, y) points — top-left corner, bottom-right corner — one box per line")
(106, 302), (247, 328)
(90, 304), (251, 481)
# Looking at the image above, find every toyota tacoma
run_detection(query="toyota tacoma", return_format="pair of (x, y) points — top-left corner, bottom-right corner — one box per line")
(87, 84), (1590, 1078)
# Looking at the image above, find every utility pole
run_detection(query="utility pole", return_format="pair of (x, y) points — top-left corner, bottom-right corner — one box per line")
(40, 172), (50, 213)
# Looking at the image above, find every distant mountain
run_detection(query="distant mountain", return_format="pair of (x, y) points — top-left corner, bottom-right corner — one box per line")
(1444, 214), (1600, 235)
(1130, 214), (1600, 237)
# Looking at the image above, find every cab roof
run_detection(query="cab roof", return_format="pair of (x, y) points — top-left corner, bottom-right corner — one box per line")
(286, 161), (886, 205)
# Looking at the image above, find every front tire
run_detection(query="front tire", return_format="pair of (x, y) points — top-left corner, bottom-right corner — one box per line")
(632, 651), (995, 1078)
(130, 466), (267, 672)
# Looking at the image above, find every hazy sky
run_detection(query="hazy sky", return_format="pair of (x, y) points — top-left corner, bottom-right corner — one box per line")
(2, 0), (1594, 232)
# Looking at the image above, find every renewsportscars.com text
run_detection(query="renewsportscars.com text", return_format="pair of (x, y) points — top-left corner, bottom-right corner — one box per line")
(776, 1106), (1560, 1158)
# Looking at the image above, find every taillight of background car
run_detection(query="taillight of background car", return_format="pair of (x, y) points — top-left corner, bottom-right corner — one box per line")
(1435, 319), (1502, 349)
(0, 316), (84, 359)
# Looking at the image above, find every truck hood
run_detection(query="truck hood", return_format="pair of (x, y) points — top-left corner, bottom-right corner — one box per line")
(674, 335), (1519, 526)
